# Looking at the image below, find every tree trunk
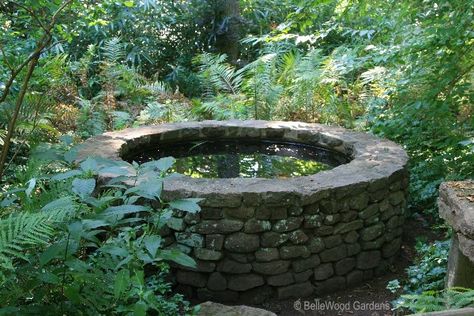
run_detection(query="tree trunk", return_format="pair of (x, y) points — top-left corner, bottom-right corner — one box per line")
(215, 0), (241, 65)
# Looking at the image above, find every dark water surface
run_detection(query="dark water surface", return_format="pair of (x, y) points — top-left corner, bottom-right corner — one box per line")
(130, 140), (348, 179)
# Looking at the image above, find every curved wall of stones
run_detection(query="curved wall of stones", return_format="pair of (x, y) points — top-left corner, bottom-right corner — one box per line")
(77, 120), (409, 303)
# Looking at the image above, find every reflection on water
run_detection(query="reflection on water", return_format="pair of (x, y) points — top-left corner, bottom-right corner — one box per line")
(131, 140), (348, 179)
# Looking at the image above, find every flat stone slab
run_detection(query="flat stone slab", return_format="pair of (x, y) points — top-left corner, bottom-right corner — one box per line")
(197, 301), (276, 316)
(439, 180), (474, 261)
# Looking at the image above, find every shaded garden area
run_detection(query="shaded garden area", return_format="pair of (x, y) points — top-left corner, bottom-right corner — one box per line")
(0, 1), (473, 315)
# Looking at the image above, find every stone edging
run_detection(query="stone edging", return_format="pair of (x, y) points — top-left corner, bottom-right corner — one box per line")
(76, 120), (409, 302)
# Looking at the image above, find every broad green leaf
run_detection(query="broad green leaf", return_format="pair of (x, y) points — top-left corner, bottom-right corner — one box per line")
(136, 178), (163, 199)
(80, 157), (99, 172)
(144, 235), (161, 257)
(168, 198), (203, 213)
(103, 204), (150, 216)
(141, 156), (175, 172)
(51, 169), (83, 180)
(72, 178), (96, 197)
(133, 301), (147, 316)
(160, 249), (196, 268)
(114, 269), (129, 299)
(40, 241), (66, 266)
(100, 245), (129, 257)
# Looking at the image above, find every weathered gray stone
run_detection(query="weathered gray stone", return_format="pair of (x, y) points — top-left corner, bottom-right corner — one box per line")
(294, 269), (313, 283)
(176, 270), (207, 287)
(346, 243), (361, 256)
(308, 237), (325, 253)
(360, 223), (384, 241)
(224, 206), (255, 219)
(195, 220), (243, 234)
(288, 230), (309, 244)
(320, 244), (347, 262)
(315, 276), (346, 294)
(335, 258), (356, 275)
(382, 238), (402, 258)
(272, 217), (303, 232)
(194, 248), (223, 261)
(225, 233), (259, 253)
(175, 232), (204, 248)
(197, 289), (239, 302)
(303, 203), (320, 215)
(261, 232), (289, 247)
(304, 214), (322, 228)
(344, 231), (359, 243)
(271, 207), (288, 220)
(292, 254), (321, 273)
(323, 235), (343, 248)
(277, 281), (314, 299)
(362, 236), (385, 250)
(356, 251), (381, 270)
(244, 219), (271, 233)
(364, 215), (380, 225)
(217, 259), (252, 274)
(255, 206), (271, 219)
(370, 189), (389, 203)
(280, 245), (310, 259)
(359, 204), (379, 219)
(201, 207), (223, 219)
(255, 248), (279, 262)
(267, 272), (295, 286)
(346, 270), (364, 287)
(228, 274), (264, 291)
(239, 285), (275, 305)
(320, 199), (341, 214)
(206, 234), (224, 250)
(350, 194), (369, 210)
(314, 263), (334, 281)
(334, 220), (363, 234)
(184, 213), (200, 225)
(316, 225), (334, 236)
(386, 216), (401, 229)
(252, 260), (291, 275)
(289, 205), (303, 216)
(389, 191), (405, 206)
(228, 252), (254, 263)
(324, 214), (341, 225)
(167, 217), (186, 231)
(207, 272), (227, 291)
(197, 301), (276, 316)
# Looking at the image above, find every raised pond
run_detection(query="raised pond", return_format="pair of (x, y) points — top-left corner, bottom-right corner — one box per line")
(77, 120), (409, 304)
(129, 140), (349, 179)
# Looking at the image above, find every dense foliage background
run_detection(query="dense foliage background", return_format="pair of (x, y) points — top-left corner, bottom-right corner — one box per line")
(0, 0), (473, 314)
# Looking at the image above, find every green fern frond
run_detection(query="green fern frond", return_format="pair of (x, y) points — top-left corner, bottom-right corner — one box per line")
(0, 197), (76, 269)
(195, 53), (243, 96)
(102, 37), (125, 64)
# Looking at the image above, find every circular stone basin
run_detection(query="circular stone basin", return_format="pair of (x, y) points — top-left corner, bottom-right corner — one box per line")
(76, 120), (409, 303)
(129, 139), (350, 179)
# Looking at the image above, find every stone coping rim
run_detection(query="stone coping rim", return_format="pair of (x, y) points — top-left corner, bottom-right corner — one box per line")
(76, 120), (409, 199)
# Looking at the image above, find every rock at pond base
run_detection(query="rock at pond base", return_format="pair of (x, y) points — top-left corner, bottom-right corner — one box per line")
(197, 301), (276, 316)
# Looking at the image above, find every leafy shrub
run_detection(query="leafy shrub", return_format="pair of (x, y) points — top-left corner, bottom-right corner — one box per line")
(0, 152), (201, 315)
(396, 287), (474, 313)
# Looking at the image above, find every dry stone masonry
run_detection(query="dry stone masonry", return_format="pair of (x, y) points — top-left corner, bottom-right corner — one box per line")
(77, 120), (409, 303)
(439, 181), (474, 289)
